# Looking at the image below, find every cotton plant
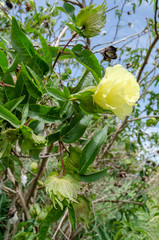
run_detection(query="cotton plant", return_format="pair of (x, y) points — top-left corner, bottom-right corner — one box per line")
(1, 1), (153, 239)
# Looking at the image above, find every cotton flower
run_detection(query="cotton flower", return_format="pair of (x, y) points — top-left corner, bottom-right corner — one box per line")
(93, 64), (140, 120)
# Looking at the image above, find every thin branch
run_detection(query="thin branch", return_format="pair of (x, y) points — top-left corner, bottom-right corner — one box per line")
(106, 5), (119, 13)
(139, 73), (159, 99)
(53, 32), (78, 69)
(102, 116), (129, 158)
(0, 4), (12, 20)
(54, 26), (69, 47)
(59, 141), (65, 171)
(146, 17), (151, 45)
(82, 0), (86, 8)
(154, 0), (159, 37)
(25, 144), (54, 205)
(93, 30), (145, 52)
(17, 187), (31, 220)
(139, 65), (158, 84)
(52, 209), (68, 240)
(113, 0), (126, 42)
(128, 115), (159, 122)
(93, 198), (143, 206)
(62, 0), (83, 8)
(4, 196), (17, 240)
(1, 185), (16, 195)
(46, 0), (59, 17)
(53, 68), (65, 88)
(137, 36), (159, 82)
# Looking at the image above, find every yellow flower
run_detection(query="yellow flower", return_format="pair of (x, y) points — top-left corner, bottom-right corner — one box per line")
(93, 64), (140, 120)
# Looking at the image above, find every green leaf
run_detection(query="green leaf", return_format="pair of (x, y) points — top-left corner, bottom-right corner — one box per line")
(72, 44), (101, 83)
(21, 102), (29, 125)
(64, 86), (70, 99)
(6, 55), (19, 73)
(61, 113), (92, 143)
(21, 63), (42, 99)
(26, 233), (36, 240)
(11, 17), (35, 63)
(68, 204), (76, 231)
(79, 125), (107, 174)
(4, 96), (25, 112)
(97, 223), (111, 240)
(72, 88), (106, 115)
(66, 23), (83, 36)
(26, 66), (43, 90)
(11, 155), (23, 167)
(27, 53), (49, 77)
(38, 32), (52, 68)
(47, 131), (60, 144)
(0, 86), (6, 106)
(17, 104), (61, 123)
(19, 125), (47, 153)
(0, 50), (8, 73)
(28, 120), (44, 135)
(14, 72), (24, 97)
(0, 105), (20, 128)
(63, 145), (81, 172)
(79, 167), (109, 182)
(3, 73), (15, 100)
(0, 41), (6, 51)
(63, 3), (76, 22)
(39, 206), (66, 240)
(60, 101), (72, 118)
(72, 70), (94, 93)
(45, 86), (68, 101)
(12, 232), (32, 239)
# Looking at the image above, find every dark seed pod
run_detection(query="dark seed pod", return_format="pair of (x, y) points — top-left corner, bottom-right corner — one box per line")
(43, 20), (49, 28)
(6, 0), (13, 9)
(152, 162), (156, 167)
(127, 11), (132, 15)
(117, 183), (122, 188)
(141, 176), (147, 181)
(101, 45), (117, 62)
(146, 159), (151, 164)
(25, 3), (31, 12)
(126, 62), (133, 68)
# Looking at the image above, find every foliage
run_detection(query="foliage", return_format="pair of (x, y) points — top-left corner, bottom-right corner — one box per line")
(0, 0), (159, 239)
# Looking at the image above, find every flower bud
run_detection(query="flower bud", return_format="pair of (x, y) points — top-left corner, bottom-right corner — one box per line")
(75, 2), (106, 37)
(73, 195), (91, 225)
(30, 162), (38, 173)
(45, 173), (80, 208)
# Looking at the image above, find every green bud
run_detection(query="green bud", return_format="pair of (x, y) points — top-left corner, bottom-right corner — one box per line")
(73, 195), (91, 225)
(75, 2), (106, 37)
(45, 172), (81, 209)
(30, 162), (38, 173)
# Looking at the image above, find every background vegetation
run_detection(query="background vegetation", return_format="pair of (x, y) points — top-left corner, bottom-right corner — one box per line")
(0, 0), (159, 239)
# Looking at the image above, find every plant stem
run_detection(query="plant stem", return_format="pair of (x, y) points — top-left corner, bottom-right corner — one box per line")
(59, 141), (65, 171)
(53, 32), (78, 69)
